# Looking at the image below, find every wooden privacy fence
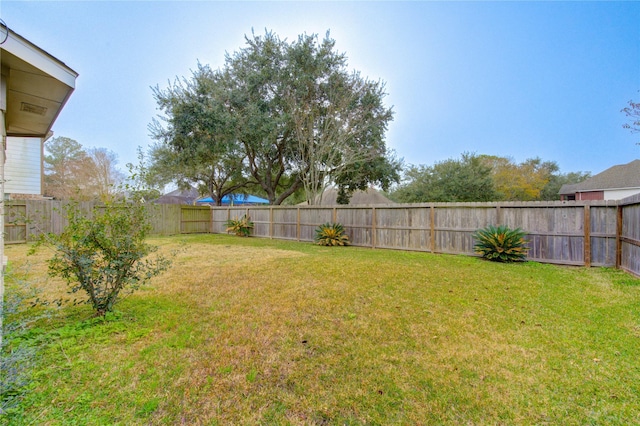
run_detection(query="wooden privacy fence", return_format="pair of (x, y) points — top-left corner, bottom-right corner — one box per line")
(214, 199), (639, 276)
(620, 194), (640, 277)
(3, 201), (185, 241)
(4, 198), (640, 276)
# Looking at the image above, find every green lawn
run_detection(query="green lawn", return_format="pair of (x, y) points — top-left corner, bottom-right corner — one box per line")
(3, 234), (640, 425)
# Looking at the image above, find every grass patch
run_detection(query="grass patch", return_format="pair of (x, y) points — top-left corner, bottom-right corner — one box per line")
(2, 234), (640, 424)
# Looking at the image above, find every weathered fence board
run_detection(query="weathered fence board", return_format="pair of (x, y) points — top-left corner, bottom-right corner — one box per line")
(5, 202), (27, 244)
(246, 208), (271, 239)
(212, 209), (230, 233)
(501, 205), (587, 264)
(620, 197), (640, 276)
(433, 206), (497, 254)
(590, 205), (618, 267)
(271, 208), (298, 240)
(337, 207), (373, 247)
(148, 204), (181, 236)
(298, 208), (334, 241)
(374, 206), (431, 251)
(180, 206), (211, 234)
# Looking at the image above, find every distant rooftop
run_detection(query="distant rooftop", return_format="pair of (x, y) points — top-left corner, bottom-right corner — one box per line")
(559, 160), (640, 195)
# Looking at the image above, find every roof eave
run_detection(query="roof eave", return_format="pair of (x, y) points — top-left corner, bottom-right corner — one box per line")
(1, 26), (78, 87)
(1, 24), (78, 138)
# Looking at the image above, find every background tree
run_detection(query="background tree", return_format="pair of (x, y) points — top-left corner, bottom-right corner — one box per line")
(124, 148), (164, 202)
(225, 31), (301, 205)
(392, 153), (591, 203)
(44, 137), (125, 200)
(621, 99), (640, 142)
(150, 30), (400, 205)
(44, 137), (93, 199)
(540, 170), (591, 200)
(150, 64), (249, 205)
(481, 156), (556, 201)
(391, 153), (497, 202)
(85, 147), (126, 202)
(333, 153), (402, 204)
(283, 33), (398, 204)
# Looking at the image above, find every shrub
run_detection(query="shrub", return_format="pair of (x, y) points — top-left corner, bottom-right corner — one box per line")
(1, 264), (41, 414)
(226, 215), (254, 237)
(30, 199), (172, 316)
(314, 223), (350, 246)
(473, 225), (529, 262)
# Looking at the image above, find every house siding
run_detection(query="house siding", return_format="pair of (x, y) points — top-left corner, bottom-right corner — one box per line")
(576, 191), (604, 201)
(5, 136), (42, 196)
(604, 188), (640, 200)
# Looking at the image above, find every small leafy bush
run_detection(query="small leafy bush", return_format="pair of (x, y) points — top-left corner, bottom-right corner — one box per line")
(473, 225), (529, 262)
(226, 215), (254, 237)
(30, 199), (172, 316)
(315, 223), (350, 246)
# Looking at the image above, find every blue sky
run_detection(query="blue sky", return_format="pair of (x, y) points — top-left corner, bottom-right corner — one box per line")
(2, 1), (639, 177)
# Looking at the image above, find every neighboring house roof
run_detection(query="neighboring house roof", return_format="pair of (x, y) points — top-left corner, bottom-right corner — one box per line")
(197, 194), (269, 205)
(153, 188), (200, 205)
(558, 183), (581, 196)
(559, 159), (640, 194)
(304, 187), (395, 206)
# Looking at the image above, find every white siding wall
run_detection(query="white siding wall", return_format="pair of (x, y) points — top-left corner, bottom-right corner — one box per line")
(5, 136), (42, 195)
(604, 188), (640, 200)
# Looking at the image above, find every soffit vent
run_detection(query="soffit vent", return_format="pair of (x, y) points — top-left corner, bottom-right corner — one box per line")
(20, 102), (47, 116)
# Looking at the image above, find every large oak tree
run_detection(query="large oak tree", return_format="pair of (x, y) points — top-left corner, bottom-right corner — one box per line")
(149, 30), (400, 205)
(150, 64), (248, 205)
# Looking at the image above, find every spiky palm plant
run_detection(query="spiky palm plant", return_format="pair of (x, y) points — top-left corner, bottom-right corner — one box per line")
(314, 223), (350, 246)
(226, 215), (254, 237)
(473, 225), (529, 262)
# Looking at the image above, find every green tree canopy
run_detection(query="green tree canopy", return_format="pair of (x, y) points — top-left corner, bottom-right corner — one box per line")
(391, 153), (591, 203)
(149, 64), (248, 206)
(148, 30), (400, 205)
(281, 33), (398, 204)
(391, 153), (497, 203)
(480, 155), (557, 201)
(44, 136), (92, 199)
(540, 170), (591, 201)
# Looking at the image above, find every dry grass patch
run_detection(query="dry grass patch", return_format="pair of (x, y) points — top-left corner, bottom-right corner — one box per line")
(3, 234), (640, 425)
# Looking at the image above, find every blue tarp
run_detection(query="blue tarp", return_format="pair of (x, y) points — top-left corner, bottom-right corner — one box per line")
(196, 194), (269, 205)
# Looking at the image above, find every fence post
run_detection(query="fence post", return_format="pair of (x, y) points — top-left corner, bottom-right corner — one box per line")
(583, 205), (591, 267)
(25, 201), (30, 242)
(616, 205), (623, 269)
(430, 205), (435, 253)
(372, 207), (376, 248)
(209, 205), (213, 234)
(269, 207), (273, 239)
